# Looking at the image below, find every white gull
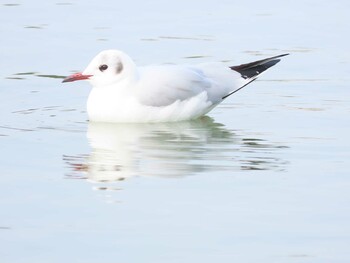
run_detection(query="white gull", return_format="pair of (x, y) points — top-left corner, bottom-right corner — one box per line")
(63, 50), (288, 123)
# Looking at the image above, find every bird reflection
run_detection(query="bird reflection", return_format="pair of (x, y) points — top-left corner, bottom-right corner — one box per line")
(64, 116), (287, 183)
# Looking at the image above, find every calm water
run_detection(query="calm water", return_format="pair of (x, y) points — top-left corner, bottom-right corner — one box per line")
(1, 1), (350, 262)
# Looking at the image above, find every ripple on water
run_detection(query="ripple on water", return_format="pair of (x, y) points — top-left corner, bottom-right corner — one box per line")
(2, 3), (20, 6)
(6, 72), (66, 80)
(24, 24), (48, 30)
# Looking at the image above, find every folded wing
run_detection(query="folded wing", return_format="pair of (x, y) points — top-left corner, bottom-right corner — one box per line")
(136, 64), (241, 107)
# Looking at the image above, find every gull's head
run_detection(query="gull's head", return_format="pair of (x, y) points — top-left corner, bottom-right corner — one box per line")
(62, 49), (136, 87)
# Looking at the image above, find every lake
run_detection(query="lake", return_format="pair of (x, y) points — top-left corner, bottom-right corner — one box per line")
(1, 0), (349, 262)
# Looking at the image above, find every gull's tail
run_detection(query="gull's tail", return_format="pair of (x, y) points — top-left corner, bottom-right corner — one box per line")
(222, 53), (289, 99)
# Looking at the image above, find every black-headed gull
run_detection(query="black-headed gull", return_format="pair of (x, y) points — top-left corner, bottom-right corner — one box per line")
(63, 50), (288, 123)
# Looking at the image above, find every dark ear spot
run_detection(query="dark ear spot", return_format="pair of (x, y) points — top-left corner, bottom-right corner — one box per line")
(116, 62), (123, 74)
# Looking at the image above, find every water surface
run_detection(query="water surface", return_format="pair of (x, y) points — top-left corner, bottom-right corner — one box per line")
(1, 1), (349, 262)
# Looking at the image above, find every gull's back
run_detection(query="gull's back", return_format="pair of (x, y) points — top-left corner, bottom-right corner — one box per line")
(135, 63), (243, 107)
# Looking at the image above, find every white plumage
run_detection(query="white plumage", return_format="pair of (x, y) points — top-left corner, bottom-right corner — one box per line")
(63, 49), (287, 123)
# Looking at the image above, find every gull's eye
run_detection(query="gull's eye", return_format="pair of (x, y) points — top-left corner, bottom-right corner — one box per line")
(99, 64), (108, 72)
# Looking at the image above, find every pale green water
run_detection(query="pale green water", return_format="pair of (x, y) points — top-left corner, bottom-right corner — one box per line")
(1, 1), (350, 262)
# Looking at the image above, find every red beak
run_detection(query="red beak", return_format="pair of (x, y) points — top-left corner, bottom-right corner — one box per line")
(62, 72), (92, 83)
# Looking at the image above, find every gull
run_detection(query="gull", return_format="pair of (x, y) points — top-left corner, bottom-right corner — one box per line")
(63, 50), (288, 123)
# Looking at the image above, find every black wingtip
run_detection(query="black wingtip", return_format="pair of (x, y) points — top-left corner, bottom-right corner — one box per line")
(230, 53), (289, 79)
(270, 53), (290, 59)
(222, 53), (289, 100)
